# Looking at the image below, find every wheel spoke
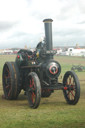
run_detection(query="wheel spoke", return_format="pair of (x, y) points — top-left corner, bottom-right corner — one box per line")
(66, 78), (69, 85)
(69, 77), (71, 85)
(8, 88), (11, 97)
(67, 91), (70, 99)
(32, 78), (34, 86)
(67, 90), (70, 96)
(6, 67), (10, 76)
(6, 85), (10, 89)
(4, 75), (9, 79)
(29, 78), (35, 88)
(32, 92), (35, 103)
(70, 91), (75, 97)
(6, 67), (9, 72)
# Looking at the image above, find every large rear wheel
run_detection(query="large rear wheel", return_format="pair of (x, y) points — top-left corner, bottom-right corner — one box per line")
(63, 71), (80, 105)
(26, 72), (41, 108)
(2, 62), (21, 100)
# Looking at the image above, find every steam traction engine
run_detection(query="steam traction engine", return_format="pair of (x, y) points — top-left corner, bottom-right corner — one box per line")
(2, 19), (80, 108)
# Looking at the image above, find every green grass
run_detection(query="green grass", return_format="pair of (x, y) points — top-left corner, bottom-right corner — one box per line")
(0, 55), (85, 128)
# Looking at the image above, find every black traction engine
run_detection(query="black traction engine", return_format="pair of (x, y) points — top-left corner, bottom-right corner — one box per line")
(2, 19), (80, 108)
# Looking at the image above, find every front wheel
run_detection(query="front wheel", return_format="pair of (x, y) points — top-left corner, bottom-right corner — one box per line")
(63, 71), (80, 105)
(26, 72), (41, 109)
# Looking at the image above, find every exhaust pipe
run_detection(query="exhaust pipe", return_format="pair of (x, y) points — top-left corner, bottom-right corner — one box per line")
(43, 19), (53, 50)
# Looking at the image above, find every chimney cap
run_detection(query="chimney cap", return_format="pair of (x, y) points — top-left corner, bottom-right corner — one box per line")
(43, 18), (53, 23)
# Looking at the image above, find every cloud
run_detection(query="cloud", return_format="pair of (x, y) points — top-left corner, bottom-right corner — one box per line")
(78, 0), (85, 13)
(78, 21), (85, 24)
(54, 28), (85, 37)
(0, 0), (85, 49)
(0, 21), (17, 31)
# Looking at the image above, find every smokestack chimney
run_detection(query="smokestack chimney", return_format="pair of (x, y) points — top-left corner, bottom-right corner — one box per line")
(43, 19), (53, 50)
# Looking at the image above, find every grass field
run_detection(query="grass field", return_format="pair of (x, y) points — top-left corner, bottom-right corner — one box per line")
(0, 55), (85, 128)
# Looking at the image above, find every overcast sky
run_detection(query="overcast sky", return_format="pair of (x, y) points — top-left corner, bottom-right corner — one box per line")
(0, 0), (85, 49)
